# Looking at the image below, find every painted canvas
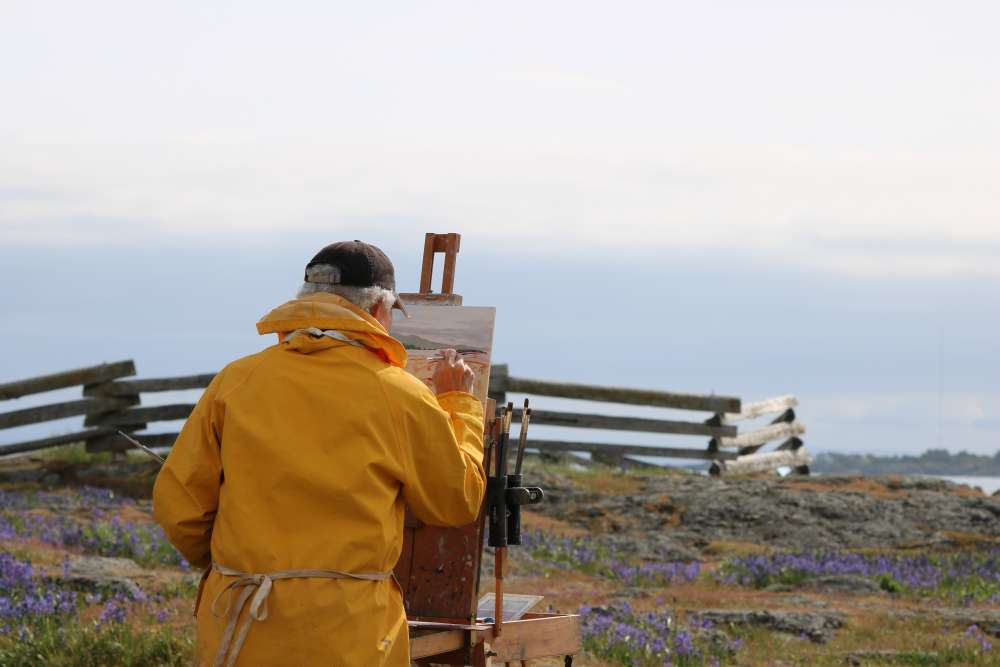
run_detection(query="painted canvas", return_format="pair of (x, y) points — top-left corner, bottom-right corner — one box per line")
(392, 303), (496, 408)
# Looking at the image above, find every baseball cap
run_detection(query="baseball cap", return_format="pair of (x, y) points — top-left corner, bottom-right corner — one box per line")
(304, 240), (409, 317)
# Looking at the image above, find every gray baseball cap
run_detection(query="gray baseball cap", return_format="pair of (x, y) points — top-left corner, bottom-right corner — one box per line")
(305, 240), (408, 317)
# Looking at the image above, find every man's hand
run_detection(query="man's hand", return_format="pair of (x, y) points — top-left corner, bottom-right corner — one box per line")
(431, 349), (475, 395)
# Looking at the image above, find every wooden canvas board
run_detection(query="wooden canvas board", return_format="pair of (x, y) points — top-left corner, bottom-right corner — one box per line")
(391, 302), (496, 410)
(476, 593), (543, 622)
(392, 299), (497, 623)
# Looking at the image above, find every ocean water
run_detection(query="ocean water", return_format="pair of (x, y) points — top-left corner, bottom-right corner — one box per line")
(930, 476), (1000, 495)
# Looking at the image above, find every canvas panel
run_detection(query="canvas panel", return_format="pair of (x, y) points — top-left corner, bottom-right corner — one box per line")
(391, 303), (496, 411)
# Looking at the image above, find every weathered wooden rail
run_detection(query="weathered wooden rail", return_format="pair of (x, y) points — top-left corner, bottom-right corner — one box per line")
(1, 361), (807, 475)
(489, 364), (742, 464)
(0, 361), (140, 456)
(490, 368), (740, 413)
(707, 395), (811, 476)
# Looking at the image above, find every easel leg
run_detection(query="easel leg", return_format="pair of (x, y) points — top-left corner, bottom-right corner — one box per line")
(470, 640), (492, 667)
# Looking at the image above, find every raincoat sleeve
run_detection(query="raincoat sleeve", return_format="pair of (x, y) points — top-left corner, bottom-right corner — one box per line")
(383, 372), (486, 526)
(152, 376), (225, 569)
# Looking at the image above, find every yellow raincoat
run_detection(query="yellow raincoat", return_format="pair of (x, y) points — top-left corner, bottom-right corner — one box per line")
(153, 293), (486, 666)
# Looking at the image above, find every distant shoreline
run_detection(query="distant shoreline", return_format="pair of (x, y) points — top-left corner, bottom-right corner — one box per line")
(812, 449), (1000, 477)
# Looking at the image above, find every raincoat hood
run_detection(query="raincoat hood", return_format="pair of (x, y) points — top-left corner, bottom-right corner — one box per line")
(256, 292), (407, 367)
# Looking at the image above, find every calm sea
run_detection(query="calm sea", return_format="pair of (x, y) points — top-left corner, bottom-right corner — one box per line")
(930, 476), (1000, 495)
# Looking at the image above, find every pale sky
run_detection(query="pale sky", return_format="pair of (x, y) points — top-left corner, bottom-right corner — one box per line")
(1, 2), (998, 458)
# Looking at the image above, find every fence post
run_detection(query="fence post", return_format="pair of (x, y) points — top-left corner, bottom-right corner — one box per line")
(591, 450), (625, 466)
(705, 411), (725, 470)
(488, 364), (508, 406)
(83, 381), (141, 455)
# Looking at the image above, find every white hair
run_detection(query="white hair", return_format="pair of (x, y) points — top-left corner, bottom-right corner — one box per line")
(297, 263), (395, 311)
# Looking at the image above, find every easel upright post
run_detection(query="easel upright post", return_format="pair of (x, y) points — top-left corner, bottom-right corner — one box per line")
(418, 232), (462, 298)
(440, 234), (460, 294)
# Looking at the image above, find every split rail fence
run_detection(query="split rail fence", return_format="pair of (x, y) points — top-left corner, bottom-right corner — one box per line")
(0, 360), (808, 475)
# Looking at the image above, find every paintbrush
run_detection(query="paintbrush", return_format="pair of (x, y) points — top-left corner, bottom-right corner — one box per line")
(495, 405), (506, 478)
(426, 351), (474, 361)
(483, 412), (498, 473)
(514, 399), (531, 475)
(501, 401), (513, 476)
(117, 431), (166, 464)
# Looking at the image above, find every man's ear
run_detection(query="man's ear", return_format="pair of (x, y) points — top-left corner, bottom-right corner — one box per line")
(370, 299), (392, 329)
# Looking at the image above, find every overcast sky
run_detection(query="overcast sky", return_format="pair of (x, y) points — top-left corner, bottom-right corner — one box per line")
(1, 2), (997, 458)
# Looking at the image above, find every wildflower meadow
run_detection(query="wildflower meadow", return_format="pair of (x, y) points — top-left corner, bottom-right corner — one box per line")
(1, 476), (999, 665)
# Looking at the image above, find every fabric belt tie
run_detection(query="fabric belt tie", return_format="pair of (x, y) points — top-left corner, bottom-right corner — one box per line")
(209, 561), (392, 667)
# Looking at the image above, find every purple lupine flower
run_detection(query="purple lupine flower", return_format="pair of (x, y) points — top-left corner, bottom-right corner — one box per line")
(579, 602), (730, 665)
(98, 598), (128, 625)
(718, 548), (1000, 603)
(0, 553), (79, 629)
(673, 630), (694, 656)
(1, 487), (186, 567)
(966, 624), (994, 652)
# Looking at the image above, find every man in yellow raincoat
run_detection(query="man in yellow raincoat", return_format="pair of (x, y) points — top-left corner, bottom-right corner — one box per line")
(153, 240), (486, 666)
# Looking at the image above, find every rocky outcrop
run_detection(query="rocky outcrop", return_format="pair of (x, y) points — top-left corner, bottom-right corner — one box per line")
(527, 465), (1000, 556)
(688, 609), (847, 643)
(52, 556), (150, 598)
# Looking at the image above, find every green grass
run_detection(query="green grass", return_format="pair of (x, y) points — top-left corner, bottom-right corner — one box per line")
(0, 619), (193, 667)
(160, 576), (199, 600)
(32, 442), (156, 466)
(35, 443), (112, 464)
(724, 622), (1000, 667)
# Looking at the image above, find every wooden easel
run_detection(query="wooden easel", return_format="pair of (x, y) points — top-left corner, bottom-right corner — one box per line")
(416, 232), (463, 304)
(399, 233), (580, 666)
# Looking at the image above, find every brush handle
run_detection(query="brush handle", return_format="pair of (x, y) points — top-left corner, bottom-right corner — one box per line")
(514, 406), (531, 475)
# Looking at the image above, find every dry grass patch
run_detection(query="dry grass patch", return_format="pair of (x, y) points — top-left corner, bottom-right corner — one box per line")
(566, 470), (647, 495)
(780, 476), (913, 500)
(717, 611), (997, 666)
(940, 532), (1000, 549)
(522, 509), (591, 537)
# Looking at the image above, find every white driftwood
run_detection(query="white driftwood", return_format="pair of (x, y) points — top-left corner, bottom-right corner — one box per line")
(716, 421), (805, 449)
(714, 447), (813, 476)
(721, 395), (798, 423)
